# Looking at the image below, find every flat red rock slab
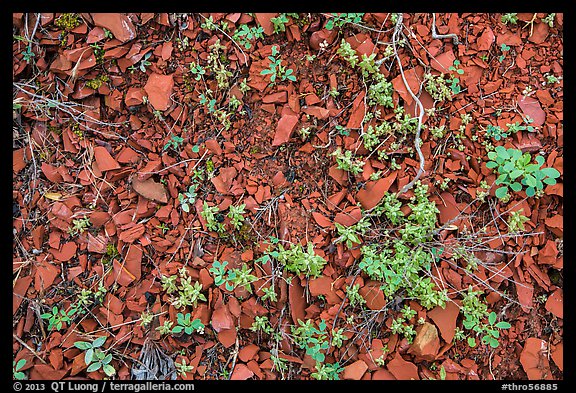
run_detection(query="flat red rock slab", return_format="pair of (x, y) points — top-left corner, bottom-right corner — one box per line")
(520, 338), (553, 380)
(13, 276), (32, 315)
(391, 67), (422, 106)
(359, 280), (386, 310)
(515, 280), (534, 313)
(217, 328), (237, 348)
(94, 146), (120, 172)
(288, 275), (307, 324)
(272, 113), (299, 146)
(91, 13), (136, 43)
(345, 91), (366, 129)
(427, 301), (460, 343)
(51, 241), (78, 262)
(386, 352), (419, 380)
(334, 207), (362, 227)
(550, 342), (563, 371)
(356, 172), (397, 210)
(545, 288), (562, 318)
(342, 359), (368, 380)
(430, 49), (456, 73)
(144, 73), (174, 111)
(302, 105), (330, 120)
(518, 95), (546, 126)
(231, 363), (254, 380)
(211, 304), (235, 333)
(131, 176), (168, 203)
(211, 167), (238, 194)
(407, 322), (440, 361)
(476, 26), (495, 51)
(372, 369), (396, 380)
(238, 344), (260, 363)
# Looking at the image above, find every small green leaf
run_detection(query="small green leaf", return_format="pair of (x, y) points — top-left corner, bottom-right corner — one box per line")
(16, 359), (26, 370)
(526, 186), (536, 197)
(74, 341), (92, 350)
(495, 186), (508, 199)
(92, 336), (107, 348)
(102, 354), (113, 365)
(488, 312), (496, 325)
(85, 349), (94, 366)
(103, 364), (116, 376)
(495, 321), (511, 329)
(510, 182), (522, 192)
(486, 161), (498, 169)
(87, 362), (102, 372)
(489, 337), (500, 348)
(182, 203), (190, 213)
(172, 326), (183, 334)
(467, 337), (477, 347)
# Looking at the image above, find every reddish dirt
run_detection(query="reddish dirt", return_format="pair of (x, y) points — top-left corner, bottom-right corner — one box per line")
(13, 13), (562, 381)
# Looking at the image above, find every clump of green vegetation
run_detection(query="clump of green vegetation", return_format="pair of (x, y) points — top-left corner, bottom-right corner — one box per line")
(178, 185), (197, 213)
(68, 217), (91, 236)
(227, 204), (246, 230)
(460, 286), (511, 348)
(277, 242), (327, 278)
(200, 201), (225, 233)
(261, 45), (297, 85)
(172, 313), (205, 335)
(507, 209), (530, 233)
(424, 72), (454, 102)
(331, 147), (365, 175)
(13, 359), (27, 380)
(232, 24), (265, 49)
(501, 13), (518, 25)
(55, 13), (81, 31)
(85, 74), (109, 90)
(486, 146), (560, 199)
(74, 336), (116, 377)
(161, 267), (207, 310)
(359, 182), (448, 309)
(324, 13), (364, 30)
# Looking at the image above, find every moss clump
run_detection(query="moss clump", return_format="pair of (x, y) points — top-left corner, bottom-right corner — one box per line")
(55, 13), (81, 31)
(85, 74), (109, 90)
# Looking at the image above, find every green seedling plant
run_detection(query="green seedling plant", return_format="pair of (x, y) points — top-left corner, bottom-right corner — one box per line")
(501, 13), (518, 24)
(227, 204), (246, 230)
(201, 201), (225, 233)
(172, 313), (205, 335)
(251, 315), (274, 335)
(485, 124), (509, 141)
(448, 60), (464, 94)
(41, 306), (77, 331)
(311, 362), (344, 380)
(460, 287), (511, 348)
(331, 147), (365, 175)
(163, 268), (207, 310)
(346, 283), (366, 307)
(225, 264), (257, 293)
(507, 209), (530, 233)
(13, 359), (27, 380)
(74, 336), (115, 376)
(277, 242), (327, 278)
(261, 45), (297, 85)
(178, 185), (197, 213)
(68, 217), (91, 236)
(324, 13), (364, 30)
(156, 320), (174, 335)
(271, 14), (290, 33)
(175, 358), (194, 377)
(232, 24), (265, 49)
(291, 319), (329, 363)
(486, 146), (560, 198)
(499, 43), (511, 62)
(163, 134), (184, 152)
(334, 217), (370, 249)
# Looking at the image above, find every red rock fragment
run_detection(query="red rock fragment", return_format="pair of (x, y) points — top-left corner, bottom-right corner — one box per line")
(342, 359), (368, 380)
(408, 322), (440, 361)
(272, 114), (299, 146)
(91, 13), (137, 42)
(518, 95), (546, 126)
(94, 146), (120, 171)
(144, 73), (174, 111)
(545, 288), (563, 318)
(427, 301), (460, 343)
(231, 363), (254, 380)
(520, 338), (553, 380)
(131, 177), (168, 204)
(387, 352), (419, 380)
